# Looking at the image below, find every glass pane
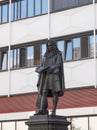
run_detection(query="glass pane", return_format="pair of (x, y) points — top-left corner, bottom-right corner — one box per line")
(13, 49), (17, 69)
(89, 116), (97, 130)
(0, 6), (1, 23)
(14, 2), (18, 20)
(72, 117), (88, 130)
(1, 51), (7, 70)
(65, 41), (72, 61)
(28, 0), (34, 17)
(42, 0), (48, 14)
(3, 122), (15, 130)
(17, 121), (28, 130)
(89, 35), (97, 57)
(57, 40), (64, 59)
(73, 38), (81, 60)
(17, 48), (20, 68)
(17, 1), (21, 19)
(8, 50), (13, 69)
(11, 3), (14, 21)
(26, 46), (34, 67)
(41, 43), (46, 60)
(21, 0), (27, 18)
(2, 4), (8, 23)
(35, 0), (41, 15)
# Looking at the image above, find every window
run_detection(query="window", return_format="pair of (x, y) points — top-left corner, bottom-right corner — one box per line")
(28, 0), (34, 17)
(81, 36), (88, 58)
(8, 49), (13, 69)
(11, 2), (14, 21)
(0, 0), (48, 24)
(26, 46), (34, 67)
(35, 0), (41, 15)
(17, 1), (21, 19)
(57, 40), (64, 59)
(34, 44), (41, 65)
(89, 35), (97, 57)
(73, 38), (81, 60)
(1, 4), (8, 23)
(65, 41), (72, 61)
(42, 0), (48, 14)
(1, 50), (8, 71)
(41, 43), (46, 61)
(21, 0), (27, 19)
(14, 2), (18, 20)
(0, 5), (1, 23)
(20, 47), (26, 67)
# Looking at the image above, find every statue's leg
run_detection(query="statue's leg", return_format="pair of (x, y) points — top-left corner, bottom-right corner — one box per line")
(51, 94), (59, 115)
(40, 95), (48, 110)
(36, 94), (48, 115)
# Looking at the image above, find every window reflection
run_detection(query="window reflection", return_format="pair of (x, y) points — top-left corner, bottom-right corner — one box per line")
(35, 0), (41, 15)
(42, 0), (48, 14)
(65, 41), (72, 61)
(89, 35), (97, 57)
(26, 46), (34, 67)
(2, 4), (8, 23)
(57, 40), (64, 59)
(17, 1), (21, 19)
(11, 2), (14, 21)
(73, 38), (81, 60)
(28, 0), (34, 17)
(41, 44), (46, 60)
(14, 2), (18, 21)
(21, 0), (27, 19)
(1, 51), (8, 70)
(8, 50), (13, 69)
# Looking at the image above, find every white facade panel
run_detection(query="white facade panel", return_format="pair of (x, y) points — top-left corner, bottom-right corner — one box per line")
(0, 72), (9, 95)
(65, 59), (95, 88)
(10, 68), (38, 94)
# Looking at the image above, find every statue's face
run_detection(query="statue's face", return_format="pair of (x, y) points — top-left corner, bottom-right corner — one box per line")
(47, 42), (53, 51)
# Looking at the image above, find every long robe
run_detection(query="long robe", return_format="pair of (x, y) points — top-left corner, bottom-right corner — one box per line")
(37, 51), (65, 97)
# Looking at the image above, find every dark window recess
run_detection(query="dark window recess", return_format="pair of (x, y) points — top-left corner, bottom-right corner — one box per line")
(34, 44), (41, 65)
(81, 36), (88, 58)
(20, 48), (26, 67)
(51, 0), (93, 12)
(69, 0), (79, 8)
(51, 0), (69, 12)
(78, 0), (92, 5)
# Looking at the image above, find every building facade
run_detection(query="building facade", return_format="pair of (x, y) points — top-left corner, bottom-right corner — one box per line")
(0, 0), (97, 130)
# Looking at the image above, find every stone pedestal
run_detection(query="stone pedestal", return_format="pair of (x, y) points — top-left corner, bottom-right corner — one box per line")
(25, 115), (70, 130)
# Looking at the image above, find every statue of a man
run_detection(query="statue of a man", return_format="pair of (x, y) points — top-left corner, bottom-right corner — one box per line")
(35, 39), (65, 115)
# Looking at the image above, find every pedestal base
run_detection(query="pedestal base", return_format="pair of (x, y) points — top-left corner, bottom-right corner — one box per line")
(26, 115), (70, 130)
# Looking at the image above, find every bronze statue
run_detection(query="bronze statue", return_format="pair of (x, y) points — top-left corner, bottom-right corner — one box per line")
(35, 39), (65, 115)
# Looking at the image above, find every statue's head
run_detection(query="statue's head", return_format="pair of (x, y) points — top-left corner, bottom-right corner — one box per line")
(46, 39), (57, 52)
